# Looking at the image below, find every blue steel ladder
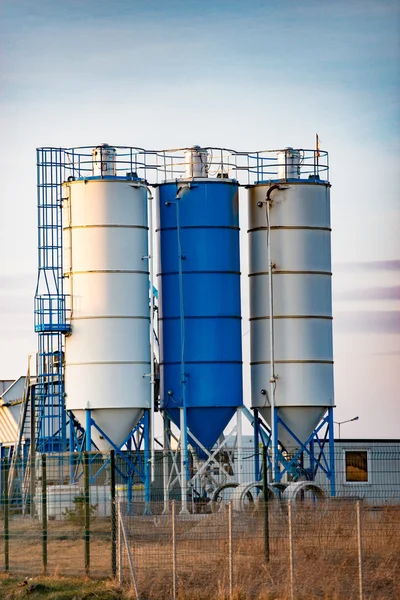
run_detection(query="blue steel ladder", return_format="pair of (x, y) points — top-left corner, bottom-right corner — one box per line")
(35, 148), (71, 454)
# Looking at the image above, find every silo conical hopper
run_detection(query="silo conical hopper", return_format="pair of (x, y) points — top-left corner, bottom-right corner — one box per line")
(248, 151), (334, 449)
(62, 146), (151, 450)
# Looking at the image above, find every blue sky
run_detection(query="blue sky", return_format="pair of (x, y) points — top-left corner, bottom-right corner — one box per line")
(0, 0), (399, 438)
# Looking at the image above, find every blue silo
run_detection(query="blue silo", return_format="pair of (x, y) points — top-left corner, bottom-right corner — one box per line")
(157, 150), (243, 452)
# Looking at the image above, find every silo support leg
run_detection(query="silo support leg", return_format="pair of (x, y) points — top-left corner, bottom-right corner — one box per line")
(85, 409), (92, 484)
(253, 409), (260, 481)
(273, 409), (280, 482)
(328, 407), (336, 497)
(85, 409), (92, 452)
(236, 408), (244, 484)
(143, 409), (151, 515)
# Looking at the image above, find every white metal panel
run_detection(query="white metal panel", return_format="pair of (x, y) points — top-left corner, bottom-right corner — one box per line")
(65, 363), (149, 410)
(251, 319), (333, 362)
(70, 273), (148, 318)
(66, 319), (150, 364)
(249, 229), (331, 274)
(69, 228), (148, 273)
(67, 181), (148, 227)
(250, 184), (330, 229)
(62, 179), (150, 449)
(250, 274), (332, 318)
(252, 363), (334, 409)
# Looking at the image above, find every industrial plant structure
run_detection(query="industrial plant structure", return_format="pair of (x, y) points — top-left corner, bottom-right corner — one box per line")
(4, 143), (338, 512)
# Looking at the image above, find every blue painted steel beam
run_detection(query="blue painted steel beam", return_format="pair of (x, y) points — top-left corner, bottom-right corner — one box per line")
(85, 410), (92, 453)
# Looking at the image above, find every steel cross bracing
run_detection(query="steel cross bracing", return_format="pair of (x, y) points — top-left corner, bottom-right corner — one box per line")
(161, 409), (245, 514)
(251, 407), (336, 496)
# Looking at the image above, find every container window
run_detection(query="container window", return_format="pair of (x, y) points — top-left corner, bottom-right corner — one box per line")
(345, 451), (368, 482)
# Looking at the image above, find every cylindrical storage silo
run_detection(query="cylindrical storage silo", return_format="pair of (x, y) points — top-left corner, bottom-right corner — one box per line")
(248, 180), (334, 448)
(157, 176), (243, 451)
(62, 166), (150, 451)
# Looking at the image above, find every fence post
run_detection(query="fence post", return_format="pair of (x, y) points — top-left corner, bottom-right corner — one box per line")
(288, 500), (295, 600)
(4, 458), (9, 572)
(30, 388), (36, 516)
(262, 444), (270, 563)
(172, 500), (177, 600)
(83, 451), (90, 575)
(117, 500), (123, 586)
(41, 454), (47, 574)
(228, 501), (233, 599)
(356, 501), (364, 600)
(110, 450), (117, 579)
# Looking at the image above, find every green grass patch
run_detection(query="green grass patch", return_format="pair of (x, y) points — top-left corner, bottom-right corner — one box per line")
(0, 575), (124, 600)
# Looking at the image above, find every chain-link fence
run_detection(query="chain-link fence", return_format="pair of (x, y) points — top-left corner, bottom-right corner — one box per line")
(0, 448), (399, 599)
(117, 499), (400, 600)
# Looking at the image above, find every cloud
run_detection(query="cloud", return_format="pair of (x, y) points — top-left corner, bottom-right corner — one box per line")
(333, 260), (400, 273)
(334, 285), (400, 301)
(334, 310), (400, 334)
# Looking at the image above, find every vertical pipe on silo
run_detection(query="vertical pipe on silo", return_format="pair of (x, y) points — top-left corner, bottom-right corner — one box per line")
(175, 198), (189, 514)
(266, 196), (277, 481)
(148, 188), (156, 484)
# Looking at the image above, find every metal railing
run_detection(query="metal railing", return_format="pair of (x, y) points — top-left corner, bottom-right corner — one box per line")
(37, 145), (329, 187)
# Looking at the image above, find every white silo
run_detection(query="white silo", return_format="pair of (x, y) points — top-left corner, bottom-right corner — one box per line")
(62, 146), (151, 451)
(248, 149), (334, 451)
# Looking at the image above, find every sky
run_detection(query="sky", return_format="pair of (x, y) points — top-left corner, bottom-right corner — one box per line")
(0, 0), (399, 439)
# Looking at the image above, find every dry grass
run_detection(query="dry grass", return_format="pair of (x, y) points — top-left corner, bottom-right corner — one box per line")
(1, 503), (399, 599)
(124, 503), (400, 600)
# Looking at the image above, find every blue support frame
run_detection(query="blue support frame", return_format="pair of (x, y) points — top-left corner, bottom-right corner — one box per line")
(253, 407), (336, 495)
(80, 411), (152, 514)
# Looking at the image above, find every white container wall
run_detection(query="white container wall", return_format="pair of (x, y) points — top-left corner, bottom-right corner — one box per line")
(34, 485), (83, 520)
(248, 182), (334, 448)
(62, 179), (151, 450)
